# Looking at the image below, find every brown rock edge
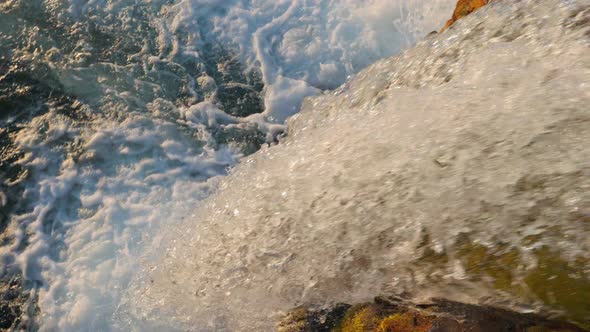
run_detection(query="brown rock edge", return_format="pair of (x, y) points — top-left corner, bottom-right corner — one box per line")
(441, 0), (490, 32)
(279, 297), (589, 332)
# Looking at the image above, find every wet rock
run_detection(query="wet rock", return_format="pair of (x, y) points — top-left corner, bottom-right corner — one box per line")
(0, 274), (32, 331)
(279, 304), (351, 332)
(280, 298), (589, 332)
(441, 0), (489, 32)
(217, 83), (265, 117)
(0, 303), (19, 330)
(213, 123), (267, 156)
(199, 42), (265, 117)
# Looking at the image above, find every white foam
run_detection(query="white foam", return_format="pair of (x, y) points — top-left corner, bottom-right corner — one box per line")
(167, 0), (456, 122)
(6, 111), (228, 331)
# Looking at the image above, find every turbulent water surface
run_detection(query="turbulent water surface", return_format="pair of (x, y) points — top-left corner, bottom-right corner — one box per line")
(126, 0), (590, 330)
(0, 0), (458, 330)
(1, 0), (590, 331)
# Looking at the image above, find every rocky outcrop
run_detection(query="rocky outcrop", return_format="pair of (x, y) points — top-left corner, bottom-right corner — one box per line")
(441, 0), (489, 32)
(279, 298), (588, 332)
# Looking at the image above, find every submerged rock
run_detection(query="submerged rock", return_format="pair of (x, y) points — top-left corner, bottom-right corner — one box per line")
(279, 298), (588, 332)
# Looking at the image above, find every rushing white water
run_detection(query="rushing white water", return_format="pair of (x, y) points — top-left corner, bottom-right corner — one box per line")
(121, 0), (590, 330)
(152, 0), (458, 123)
(0, 0), (456, 330)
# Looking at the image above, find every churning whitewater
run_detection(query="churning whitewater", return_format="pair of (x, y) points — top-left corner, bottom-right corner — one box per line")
(126, 0), (590, 330)
(0, 0), (458, 330)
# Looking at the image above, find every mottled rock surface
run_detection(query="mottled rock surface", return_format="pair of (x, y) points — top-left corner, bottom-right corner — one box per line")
(279, 298), (588, 332)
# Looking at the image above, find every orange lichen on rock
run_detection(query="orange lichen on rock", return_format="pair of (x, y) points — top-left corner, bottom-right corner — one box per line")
(441, 0), (489, 32)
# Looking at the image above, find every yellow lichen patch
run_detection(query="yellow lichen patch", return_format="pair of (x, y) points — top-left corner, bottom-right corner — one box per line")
(377, 312), (433, 332)
(278, 307), (309, 332)
(524, 247), (590, 328)
(333, 304), (384, 332)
